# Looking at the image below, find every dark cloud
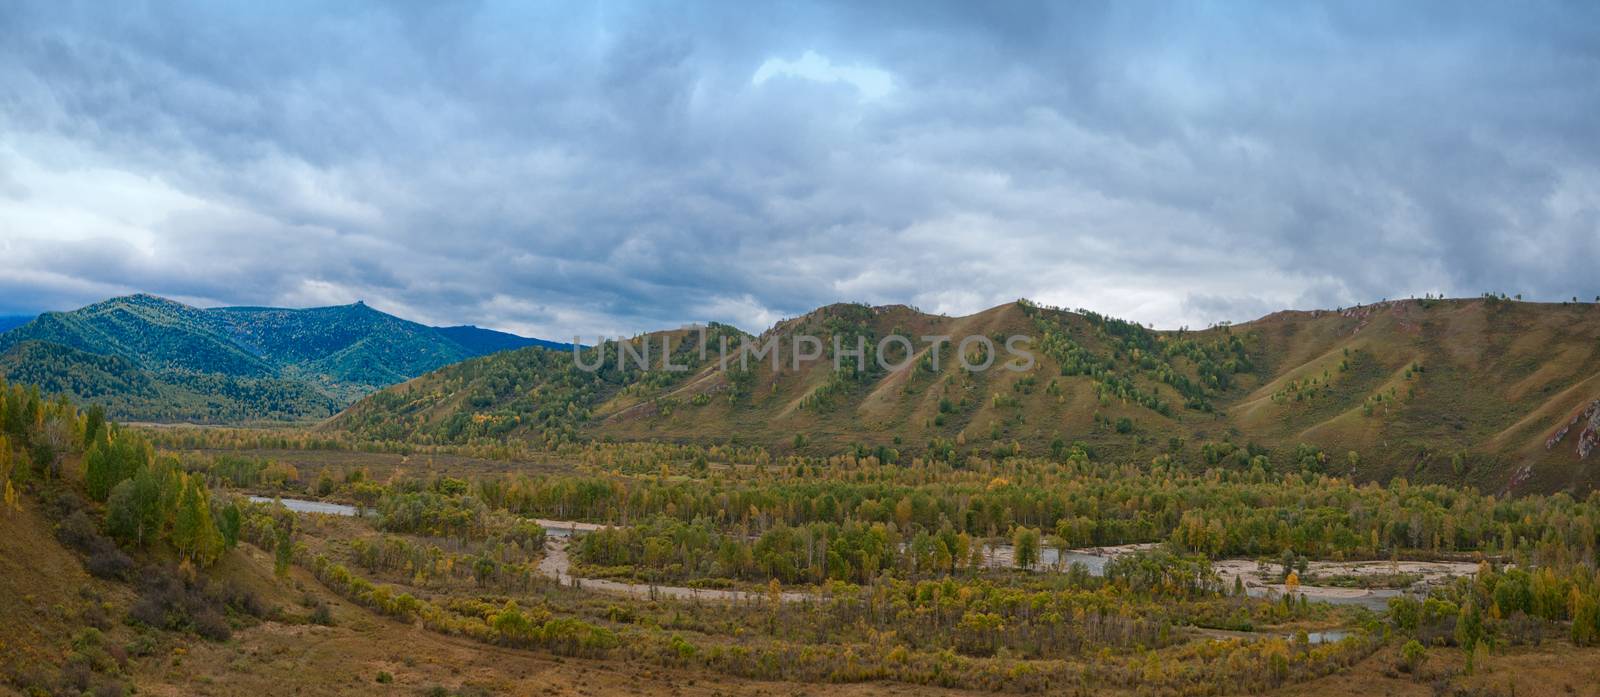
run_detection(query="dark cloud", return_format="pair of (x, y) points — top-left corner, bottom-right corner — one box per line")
(0, 1), (1596, 335)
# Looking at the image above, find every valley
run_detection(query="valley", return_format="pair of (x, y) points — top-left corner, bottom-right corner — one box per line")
(4, 295), (1600, 696)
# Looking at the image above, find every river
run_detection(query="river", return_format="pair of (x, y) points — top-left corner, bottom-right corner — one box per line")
(247, 495), (362, 517)
(248, 498), (1459, 612)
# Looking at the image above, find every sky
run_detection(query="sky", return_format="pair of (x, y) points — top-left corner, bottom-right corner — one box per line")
(1, 1), (1597, 339)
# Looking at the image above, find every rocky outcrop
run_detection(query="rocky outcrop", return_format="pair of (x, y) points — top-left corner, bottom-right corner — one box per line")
(1548, 399), (1600, 459)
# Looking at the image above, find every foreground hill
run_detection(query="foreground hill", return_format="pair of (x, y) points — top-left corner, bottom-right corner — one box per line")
(331, 297), (1600, 494)
(0, 294), (557, 422)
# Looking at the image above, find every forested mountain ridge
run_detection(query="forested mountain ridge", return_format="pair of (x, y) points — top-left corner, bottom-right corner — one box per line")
(0, 294), (559, 422)
(435, 325), (577, 355)
(331, 297), (1600, 494)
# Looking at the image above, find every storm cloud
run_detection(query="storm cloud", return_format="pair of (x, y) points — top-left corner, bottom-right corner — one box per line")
(1, 1), (1596, 337)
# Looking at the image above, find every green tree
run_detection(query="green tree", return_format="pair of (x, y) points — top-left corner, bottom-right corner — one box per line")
(1456, 598), (1483, 650)
(1012, 526), (1040, 569)
(84, 431), (151, 502)
(105, 465), (169, 547)
(218, 500), (242, 551)
(172, 478), (222, 565)
(1573, 590), (1599, 646)
(274, 524), (295, 577)
(82, 405), (105, 449)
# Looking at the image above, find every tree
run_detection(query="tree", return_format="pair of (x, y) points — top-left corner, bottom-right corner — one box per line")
(218, 501), (242, 551)
(173, 478), (222, 565)
(1013, 527), (1040, 569)
(274, 525), (295, 577)
(84, 431), (151, 502)
(105, 466), (168, 547)
(82, 405), (105, 449)
(1574, 590), (1599, 646)
(1456, 598), (1483, 650)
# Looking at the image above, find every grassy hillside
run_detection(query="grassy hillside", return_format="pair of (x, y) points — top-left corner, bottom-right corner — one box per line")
(330, 297), (1600, 493)
(0, 295), (553, 423)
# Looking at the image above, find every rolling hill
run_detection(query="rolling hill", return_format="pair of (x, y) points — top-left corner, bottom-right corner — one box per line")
(0, 294), (560, 422)
(330, 297), (1600, 494)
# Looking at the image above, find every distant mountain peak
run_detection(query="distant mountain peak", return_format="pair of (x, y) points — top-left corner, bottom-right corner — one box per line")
(1, 293), (573, 423)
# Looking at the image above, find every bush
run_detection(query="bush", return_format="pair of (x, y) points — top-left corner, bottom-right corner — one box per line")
(56, 510), (102, 551)
(80, 598), (114, 630)
(310, 601), (334, 626)
(58, 656), (93, 693)
(127, 564), (248, 640)
(1398, 639), (1426, 673)
(86, 547), (135, 581)
(192, 610), (231, 641)
(208, 579), (265, 619)
(56, 509), (136, 580)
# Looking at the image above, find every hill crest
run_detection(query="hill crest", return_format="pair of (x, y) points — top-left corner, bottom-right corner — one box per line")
(331, 296), (1600, 494)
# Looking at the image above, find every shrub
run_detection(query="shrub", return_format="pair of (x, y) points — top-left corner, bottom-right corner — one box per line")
(86, 547), (135, 581)
(56, 510), (102, 551)
(192, 610), (231, 641)
(127, 564), (248, 640)
(310, 600), (334, 626)
(1398, 640), (1426, 673)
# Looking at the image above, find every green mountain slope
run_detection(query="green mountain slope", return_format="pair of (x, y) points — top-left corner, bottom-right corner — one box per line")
(330, 298), (1600, 494)
(0, 340), (340, 422)
(0, 294), (551, 423)
(202, 302), (474, 401)
(0, 295), (275, 377)
(436, 325), (576, 355)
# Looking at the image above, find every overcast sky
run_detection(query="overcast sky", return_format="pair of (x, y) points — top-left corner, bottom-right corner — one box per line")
(1, 1), (1596, 338)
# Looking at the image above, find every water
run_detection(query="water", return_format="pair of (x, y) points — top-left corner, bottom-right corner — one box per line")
(1200, 628), (1359, 645)
(248, 495), (360, 517)
(1304, 629), (1354, 644)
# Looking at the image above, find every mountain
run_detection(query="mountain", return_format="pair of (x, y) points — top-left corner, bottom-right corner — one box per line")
(436, 325), (576, 355)
(0, 340), (340, 423)
(0, 294), (561, 422)
(0, 315), (35, 333)
(330, 297), (1600, 494)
